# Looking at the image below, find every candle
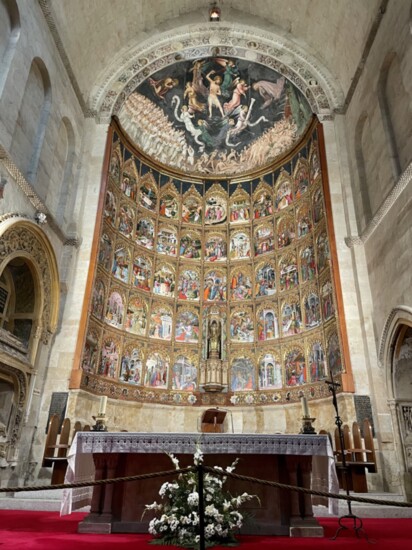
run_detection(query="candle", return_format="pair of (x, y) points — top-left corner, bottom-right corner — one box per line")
(99, 396), (107, 415)
(301, 396), (310, 417)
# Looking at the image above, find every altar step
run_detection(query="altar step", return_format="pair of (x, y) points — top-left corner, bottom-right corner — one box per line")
(0, 489), (90, 512)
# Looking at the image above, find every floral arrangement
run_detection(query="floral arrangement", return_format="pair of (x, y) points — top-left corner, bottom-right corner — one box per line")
(145, 448), (257, 548)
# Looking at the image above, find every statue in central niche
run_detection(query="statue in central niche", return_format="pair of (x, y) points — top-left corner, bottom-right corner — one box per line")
(200, 315), (228, 392)
(208, 319), (221, 359)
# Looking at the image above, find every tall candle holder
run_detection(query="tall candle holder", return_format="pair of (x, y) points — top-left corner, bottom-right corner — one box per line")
(299, 393), (316, 434)
(91, 413), (108, 432)
(325, 371), (371, 541)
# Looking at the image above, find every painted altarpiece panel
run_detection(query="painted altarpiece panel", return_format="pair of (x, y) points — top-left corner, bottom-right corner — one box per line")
(309, 141), (321, 184)
(281, 298), (302, 337)
(120, 344), (144, 385)
(104, 188), (117, 227)
(153, 262), (175, 298)
(293, 156), (310, 200)
(159, 184), (179, 219)
(172, 352), (198, 391)
(285, 346), (306, 387)
(182, 188), (202, 224)
(98, 231), (113, 272)
(303, 289), (321, 329)
(274, 170), (293, 211)
(230, 307), (254, 343)
(179, 230), (202, 260)
(91, 279), (106, 320)
(177, 267), (200, 301)
(231, 355), (255, 391)
(316, 230), (330, 273)
(229, 266), (253, 301)
(320, 277), (335, 321)
(307, 339), (327, 382)
(124, 295), (148, 336)
(257, 303), (279, 342)
(121, 158), (139, 201)
(204, 188), (227, 225)
(253, 182), (274, 220)
(98, 334), (120, 378)
(149, 304), (173, 341)
(279, 253), (299, 292)
(204, 232), (227, 262)
(144, 351), (170, 388)
(299, 241), (316, 283)
(138, 172), (157, 212)
(255, 260), (276, 298)
(81, 327), (100, 374)
(229, 188), (251, 224)
(131, 255), (152, 292)
(327, 331), (343, 376)
(111, 243), (131, 284)
(104, 288), (125, 330)
(229, 229), (251, 260)
(175, 307), (200, 344)
(254, 223), (274, 257)
(135, 216), (155, 250)
(109, 143), (122, 185)
(118, 203), (135, 239)
(258, 352), (282, 390)
(156, 224), (178, 256)
(312, 186), (324, 225)
(203, 269), (227, 302)
(296, 201), (313, 239)
(277, 214), (296, 249)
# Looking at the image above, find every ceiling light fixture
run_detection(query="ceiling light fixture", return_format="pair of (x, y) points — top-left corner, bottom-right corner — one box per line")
(209, 2), (221, 22)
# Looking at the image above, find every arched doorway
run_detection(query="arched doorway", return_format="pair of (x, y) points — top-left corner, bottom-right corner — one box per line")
(380, 307), (412, 498)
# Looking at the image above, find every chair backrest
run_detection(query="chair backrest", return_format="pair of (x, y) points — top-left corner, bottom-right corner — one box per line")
(319, 429), (333, 448)
(343, 424), (351, 451)
(42, 414), (60, 465)
(363, 418), (377, 472)
(57, 418), (71, 457)
(352, 421), (364, 462)
(82, 424), (91, 431)
(72, 421), (82, 441)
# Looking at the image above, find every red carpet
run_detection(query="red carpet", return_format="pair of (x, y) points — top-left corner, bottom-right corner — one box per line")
(0, 511), (411, 549)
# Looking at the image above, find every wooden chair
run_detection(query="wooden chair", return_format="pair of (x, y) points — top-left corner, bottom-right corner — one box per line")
(72, 421), (82, 441)
(82, 424), (91, 431)
(333, 421), (378, 493)
(200, 409), (226, 433)
(42, 415), (71, 484)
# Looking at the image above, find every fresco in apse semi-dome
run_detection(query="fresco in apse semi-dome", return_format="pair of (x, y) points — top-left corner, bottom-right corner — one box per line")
(118, 57), (312, 177)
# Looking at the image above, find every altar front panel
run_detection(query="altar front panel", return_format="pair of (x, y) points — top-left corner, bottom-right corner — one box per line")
(64, 432), (338, 537)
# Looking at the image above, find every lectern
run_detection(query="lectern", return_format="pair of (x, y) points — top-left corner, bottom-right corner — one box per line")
(200, 408), (227, 433)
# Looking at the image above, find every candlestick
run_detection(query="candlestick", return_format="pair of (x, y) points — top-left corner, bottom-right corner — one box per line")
(99, 395), (107, 415)
(301, 395), (310, 417)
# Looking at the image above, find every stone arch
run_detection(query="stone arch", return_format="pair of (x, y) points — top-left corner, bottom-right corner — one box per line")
(89, 20), (344, 120)
(378, 52), (412, 178)
(10, 57), (52, 188)
(0, 0), (20, 96)
(379, 306), (412, 498)
(0, 217), (60, 344)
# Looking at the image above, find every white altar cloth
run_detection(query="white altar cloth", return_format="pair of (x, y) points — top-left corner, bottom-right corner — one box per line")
(61, 432), (339, 516)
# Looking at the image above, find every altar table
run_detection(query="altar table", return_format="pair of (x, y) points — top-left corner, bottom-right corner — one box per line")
(62, 432), (338, 537)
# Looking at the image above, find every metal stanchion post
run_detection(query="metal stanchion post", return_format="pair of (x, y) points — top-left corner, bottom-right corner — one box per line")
(197, 464), (205, 550)
(325, 372), (373, 543)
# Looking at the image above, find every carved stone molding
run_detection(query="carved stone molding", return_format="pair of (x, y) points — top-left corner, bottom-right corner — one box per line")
(0, 224), (54, 334)
(0, 363), (27, 447)
(346, 161), (412, 249)
(0, 149), (80, 248)
(378, 306), (412, 369)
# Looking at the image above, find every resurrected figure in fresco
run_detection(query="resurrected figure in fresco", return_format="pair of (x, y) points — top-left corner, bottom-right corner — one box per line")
(208, 320), (221, 358)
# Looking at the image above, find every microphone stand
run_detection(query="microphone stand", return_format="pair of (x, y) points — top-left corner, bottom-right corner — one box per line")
(325, 372), (371, 542)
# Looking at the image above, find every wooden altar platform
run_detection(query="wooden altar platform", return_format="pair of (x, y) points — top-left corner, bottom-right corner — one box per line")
(62, 432), (338, 538)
